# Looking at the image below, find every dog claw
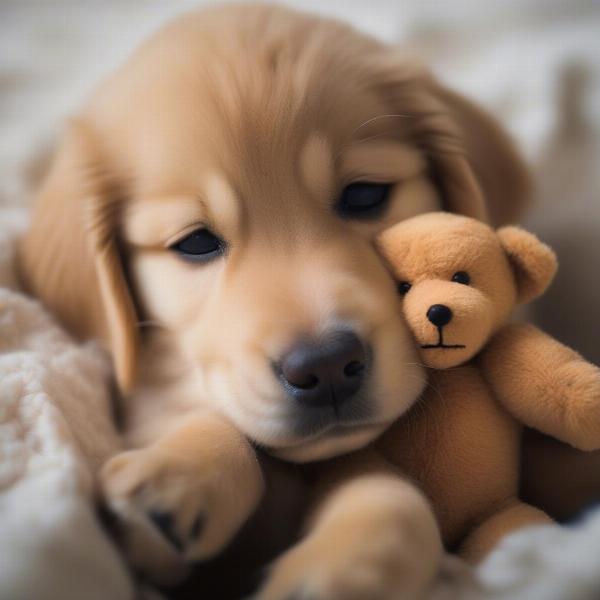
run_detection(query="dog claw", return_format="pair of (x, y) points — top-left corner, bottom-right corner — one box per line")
(190, 513), (206, 540)
(148, 510), (183, 552)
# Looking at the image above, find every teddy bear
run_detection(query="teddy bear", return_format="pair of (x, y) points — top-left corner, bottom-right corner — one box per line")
(372, 211), (600, 561)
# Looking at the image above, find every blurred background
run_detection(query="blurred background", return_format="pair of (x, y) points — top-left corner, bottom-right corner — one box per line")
(1, 0), (599, 362)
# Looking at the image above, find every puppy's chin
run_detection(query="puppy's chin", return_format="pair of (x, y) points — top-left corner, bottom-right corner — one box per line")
(270, 425), (385, 463)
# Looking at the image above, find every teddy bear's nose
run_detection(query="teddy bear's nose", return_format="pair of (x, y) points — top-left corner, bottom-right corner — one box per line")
(427, 304), (453, 328)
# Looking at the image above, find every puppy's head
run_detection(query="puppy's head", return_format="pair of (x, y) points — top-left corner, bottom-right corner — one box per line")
(19, 5), (530, 462)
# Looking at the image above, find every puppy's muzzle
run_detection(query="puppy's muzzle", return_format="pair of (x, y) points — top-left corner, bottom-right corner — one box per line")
(276, 330), (368, 408)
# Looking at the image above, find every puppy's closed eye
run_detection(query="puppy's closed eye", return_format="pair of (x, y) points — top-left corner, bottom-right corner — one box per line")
(335, 182), (392, 220)
(170, 228), (226, 262)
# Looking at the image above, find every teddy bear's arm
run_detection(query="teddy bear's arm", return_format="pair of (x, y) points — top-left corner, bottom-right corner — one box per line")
(479, 322), (600, 451)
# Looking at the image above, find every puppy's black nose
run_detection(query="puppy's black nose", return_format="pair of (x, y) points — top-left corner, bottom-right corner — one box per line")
(427, 304), (453, 328)
(279, 331), (367, 407)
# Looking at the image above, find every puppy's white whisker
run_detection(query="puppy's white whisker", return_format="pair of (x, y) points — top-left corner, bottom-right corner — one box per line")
(352, 113), (410, 135)
(355, 130), (402, 145)
(409, 372), (445, 405)
(404, 361), (433, 370)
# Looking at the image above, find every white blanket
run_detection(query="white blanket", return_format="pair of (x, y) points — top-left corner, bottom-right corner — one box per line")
(432, 510), (600, 599)
(0, 209), (133, 600)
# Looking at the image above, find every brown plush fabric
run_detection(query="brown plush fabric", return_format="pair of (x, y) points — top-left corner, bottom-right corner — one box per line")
(377, 366), (524, 551)
(373, 212), (600, 560)
(481, 323), (600, 451)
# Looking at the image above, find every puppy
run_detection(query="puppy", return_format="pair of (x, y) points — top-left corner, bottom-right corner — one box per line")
(18, 4), (529, 598)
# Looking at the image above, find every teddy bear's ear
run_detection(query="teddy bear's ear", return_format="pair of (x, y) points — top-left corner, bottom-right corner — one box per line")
(497, 226), (558, 304)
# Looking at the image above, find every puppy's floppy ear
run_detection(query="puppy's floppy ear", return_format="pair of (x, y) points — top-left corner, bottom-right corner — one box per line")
(430, 83), (532, 226)
(377, 62), (530, 225)
(18, 119), (138, 393)
(497, 226), (558, 304)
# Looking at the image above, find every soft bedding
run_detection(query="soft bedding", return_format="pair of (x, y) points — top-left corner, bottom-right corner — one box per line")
(0, 209), (132, 600)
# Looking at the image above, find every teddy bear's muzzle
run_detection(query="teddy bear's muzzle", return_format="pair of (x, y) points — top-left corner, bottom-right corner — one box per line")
(420, 304), (466, 350)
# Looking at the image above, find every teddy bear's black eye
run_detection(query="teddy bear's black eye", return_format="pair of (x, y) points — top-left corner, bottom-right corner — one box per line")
(452, 271), (471, 285)
(397, 281), (412, 296)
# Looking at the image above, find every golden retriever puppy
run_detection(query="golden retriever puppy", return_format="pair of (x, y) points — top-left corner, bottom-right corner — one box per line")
(18, 4), (529, 598)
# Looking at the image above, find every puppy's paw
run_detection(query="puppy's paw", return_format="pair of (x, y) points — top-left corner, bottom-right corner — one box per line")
(257, 473), (442, 600)
(101, 446), (263, 584)
(258, 524), (440, 600)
